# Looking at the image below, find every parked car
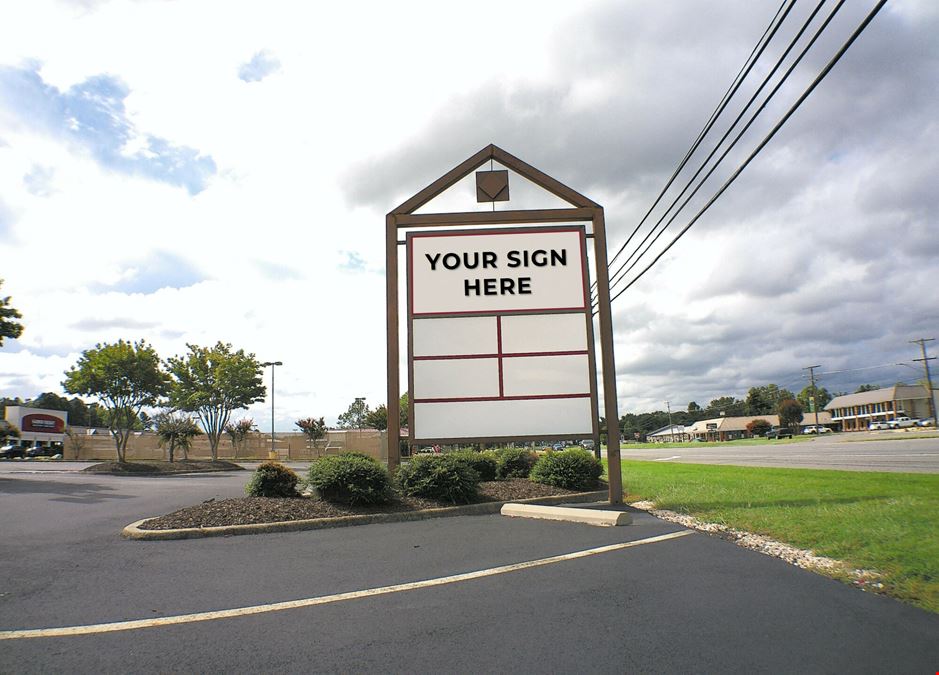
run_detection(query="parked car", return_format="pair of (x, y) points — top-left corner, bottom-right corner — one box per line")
(552, 442), (565, 451)
(0, 444), (26, 459)
(765, 427), (793, 439)
(868, 420), (891, 430)
(917, 417), (935, 427)
(888, 416), (916, 429)
(26, 445), (60, 459)
(802, 425), (832, 434)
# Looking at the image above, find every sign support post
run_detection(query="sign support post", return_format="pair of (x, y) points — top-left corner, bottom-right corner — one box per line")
(385, 144), (622, 503)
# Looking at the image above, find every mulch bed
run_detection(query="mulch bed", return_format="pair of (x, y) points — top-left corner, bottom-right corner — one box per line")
(138, 479), (600, 530)
(84, 460), (245, 475)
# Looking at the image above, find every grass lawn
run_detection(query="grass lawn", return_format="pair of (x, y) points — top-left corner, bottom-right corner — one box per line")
(613, 459), (939, 613)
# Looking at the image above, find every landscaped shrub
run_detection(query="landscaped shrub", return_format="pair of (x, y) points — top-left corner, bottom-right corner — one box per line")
(396, 454), (480, 504)
(495, 447), (538, 479)
(530, 448), (603, 490)
(307, 452), (392, 505)
(244, 461), (300, 498)
(449, 450), (498, 481)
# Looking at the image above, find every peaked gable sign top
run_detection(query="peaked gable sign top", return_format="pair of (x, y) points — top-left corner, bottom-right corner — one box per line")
(390, 144), (599, 216)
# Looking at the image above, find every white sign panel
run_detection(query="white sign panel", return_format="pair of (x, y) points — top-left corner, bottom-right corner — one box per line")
(409, 228), (587, 315)
(407, 226), (596, 443)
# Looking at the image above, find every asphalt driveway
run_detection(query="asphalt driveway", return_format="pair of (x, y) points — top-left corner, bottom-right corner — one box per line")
(1, 469), (937, 673)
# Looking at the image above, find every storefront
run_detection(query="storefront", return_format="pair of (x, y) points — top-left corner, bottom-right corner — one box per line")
(3, 406), (68, 449)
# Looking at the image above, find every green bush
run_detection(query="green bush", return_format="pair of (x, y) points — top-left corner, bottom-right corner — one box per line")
(245, 461), (300, 498)
(397, 455), (480, 504)
(449, 450), (498, 481)
(495, 447), (538, 479)
(307, 452), (392, 505)
(530, 448), (602, 490)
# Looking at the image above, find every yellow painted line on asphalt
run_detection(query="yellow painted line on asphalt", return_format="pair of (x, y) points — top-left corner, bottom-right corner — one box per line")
(0, 530), (692, 641)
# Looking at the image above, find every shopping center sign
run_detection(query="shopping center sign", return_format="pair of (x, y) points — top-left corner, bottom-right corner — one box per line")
(385, 144), (623, 503)
(407, 227), (596, 441)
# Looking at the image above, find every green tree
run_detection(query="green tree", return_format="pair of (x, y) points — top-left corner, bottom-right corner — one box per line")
(798, 385), (831, 413)
(855, 383), (879, 393)
(0, 279), (24, 346)
(154, 411), (202, 462)
(0, 419), (20, 444)
(777, 398), (804, 430)
(746, 384), (796, 415)
(166, 342), (266, 461)
(708, 396), (746, 417)
(363, 405), (388, 430)
(337, 398), (370, 429)
(62, 339), (169, 462)
(687, 401), (701, 412)
(363, 394), (409, 431)
(27, 392), (106, 427)
(225, 417), (257, 456)
(295, 417), (327, 449)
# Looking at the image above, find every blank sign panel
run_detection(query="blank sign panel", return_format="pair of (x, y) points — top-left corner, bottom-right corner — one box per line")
(413, 316), (497, 357)
(500, 313), (588, 354)
(413, 398), (593, 440)
(501, 354), (591, 397)
(413, 358), (500, 399)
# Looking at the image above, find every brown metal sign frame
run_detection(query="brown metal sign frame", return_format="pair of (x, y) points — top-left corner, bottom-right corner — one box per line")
(386, 144), (623, 504)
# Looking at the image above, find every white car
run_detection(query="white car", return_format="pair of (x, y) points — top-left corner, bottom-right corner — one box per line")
(888, 416), (916, 429)
(803, 425), (832, 434)
(917, 417), (935, 427)
(868, 420), (891, 431)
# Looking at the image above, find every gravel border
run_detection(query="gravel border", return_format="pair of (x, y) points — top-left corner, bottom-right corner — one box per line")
(628, 501), (883, 590)
(123, 490), (608, 540)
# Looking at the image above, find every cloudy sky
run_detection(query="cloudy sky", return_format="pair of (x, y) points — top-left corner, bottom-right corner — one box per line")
(0, 0), (936, 429)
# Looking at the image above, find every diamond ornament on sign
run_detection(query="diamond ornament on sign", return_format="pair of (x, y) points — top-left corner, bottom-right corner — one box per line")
(476, 170), (510, 202)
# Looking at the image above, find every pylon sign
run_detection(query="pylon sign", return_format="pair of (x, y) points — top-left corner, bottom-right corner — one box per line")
(386, 144), (623, 504)
(407, 226), (597, 442)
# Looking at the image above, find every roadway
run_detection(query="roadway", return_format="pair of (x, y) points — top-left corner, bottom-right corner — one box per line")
(0, 466), (937, 672)
(615, 431), (939, 473)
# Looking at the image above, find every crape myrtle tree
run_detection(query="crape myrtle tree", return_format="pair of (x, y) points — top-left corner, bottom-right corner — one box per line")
(225, 417), (257, 457)
(154, 410), (202, 462)
(0, 279), (24, 346)
(62, 339), (170, 462)
(295, 417), (327, 449)
(166, 342), (266, 460)
(746, 418), (773, 437)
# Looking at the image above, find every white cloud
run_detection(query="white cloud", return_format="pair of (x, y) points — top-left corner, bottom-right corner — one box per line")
(0, 0), (936, 430)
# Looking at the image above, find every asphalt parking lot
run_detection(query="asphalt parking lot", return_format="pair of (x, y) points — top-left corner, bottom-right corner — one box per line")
(1, 468), (937, 673)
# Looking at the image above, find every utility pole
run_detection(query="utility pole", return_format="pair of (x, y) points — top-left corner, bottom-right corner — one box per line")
(803, 364), (821, 430)
(911, 338), (936, 422)
(666, 400), (674, 443)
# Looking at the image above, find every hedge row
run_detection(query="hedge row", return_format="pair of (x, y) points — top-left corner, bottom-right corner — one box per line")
(244, 448), (603, 505)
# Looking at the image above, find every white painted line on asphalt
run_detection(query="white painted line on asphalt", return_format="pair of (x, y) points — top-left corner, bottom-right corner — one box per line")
(0, 530), (692, 641)
(653, 456), (681, 461)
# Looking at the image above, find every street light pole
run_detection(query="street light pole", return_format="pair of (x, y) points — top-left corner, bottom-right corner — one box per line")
(261, 361), (283, 457)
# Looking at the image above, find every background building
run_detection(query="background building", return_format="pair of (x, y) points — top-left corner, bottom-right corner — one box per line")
(825, 385), (932, 431)
(3, 406), (67, 448)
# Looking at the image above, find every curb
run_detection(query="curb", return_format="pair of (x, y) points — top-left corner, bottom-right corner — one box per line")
(122, 490), (609, 540)
(501, 503), (633, 526)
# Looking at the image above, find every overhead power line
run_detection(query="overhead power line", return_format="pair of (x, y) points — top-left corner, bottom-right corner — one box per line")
(594, 0), (796, 293)
(599, 0), (834, 305)
(604, 0), (887, 308)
